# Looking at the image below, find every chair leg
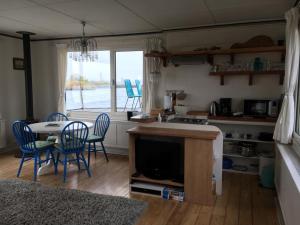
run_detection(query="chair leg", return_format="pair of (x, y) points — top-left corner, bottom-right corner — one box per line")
(33, 153), (38, 181)
(63, 154), (68, 182)
(50, 151), (57, 175)
(88, 142), (91, 168)
(133, 97), (139, 110)
(93, 142), (97, 158)
(101, 141), (109, 162)
(131, 97), (136, 110)
(45, 151), (50, 163)
(38, 154), (42, 168)
(55, 152), (60, 175)
(17, 153), (25, 177)
(123, 98), (129, 111)
(76, 153), (81, 171)
(80, 152), (91, 177)
(139, 97), (142, 108)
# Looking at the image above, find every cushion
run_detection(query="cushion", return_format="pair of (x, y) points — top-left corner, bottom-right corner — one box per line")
(47, 135), (58, 142)
(26, 141), (54, 150)
(87, 134), (103, 142)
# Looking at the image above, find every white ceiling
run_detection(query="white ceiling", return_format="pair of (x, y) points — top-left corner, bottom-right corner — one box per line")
(0, 0), (294, 39)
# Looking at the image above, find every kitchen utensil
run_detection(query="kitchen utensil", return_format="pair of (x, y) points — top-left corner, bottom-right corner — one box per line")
(223, 157), (233, 169)
(209, 101), (219, 116)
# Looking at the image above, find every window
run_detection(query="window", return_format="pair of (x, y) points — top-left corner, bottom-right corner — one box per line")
(116, 51), (143, 112)
(65, 51), (111, 111)
(65, 50), (143, 112)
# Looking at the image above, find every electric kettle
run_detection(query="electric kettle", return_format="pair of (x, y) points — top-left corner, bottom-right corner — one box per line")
(209, 101), (218, 116)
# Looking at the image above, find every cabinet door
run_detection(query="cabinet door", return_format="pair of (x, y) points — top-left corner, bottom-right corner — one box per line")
(103, 123), (117, 146)
(116, 123), (136, 148)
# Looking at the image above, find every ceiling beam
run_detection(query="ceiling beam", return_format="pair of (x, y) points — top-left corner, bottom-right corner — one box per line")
(31, 18), (285, 42)
(0, 32), (22, 40)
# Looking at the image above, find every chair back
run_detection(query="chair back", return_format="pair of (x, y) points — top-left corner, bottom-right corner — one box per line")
(94, 113), (110, 138)
(135, 80), (142, 97)
(47, 112), (69, 122)
(124, 79), (135, 98)
(12, 121), (36, 154)
(60, 121), (88, 154)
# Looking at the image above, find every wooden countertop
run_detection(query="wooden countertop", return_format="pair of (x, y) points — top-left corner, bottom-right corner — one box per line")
(127, 122), (220, 140)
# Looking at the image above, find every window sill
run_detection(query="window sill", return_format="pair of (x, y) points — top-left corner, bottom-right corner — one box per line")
(276, 142), (300, 193)
(67, 110), (139, 123)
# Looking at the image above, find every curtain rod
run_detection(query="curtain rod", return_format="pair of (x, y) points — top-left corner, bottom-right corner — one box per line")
(31, 19), (285, 42)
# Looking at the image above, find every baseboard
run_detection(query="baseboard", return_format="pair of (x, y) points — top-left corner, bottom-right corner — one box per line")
(106, 147), (128, 156)
(0, 143), (18, 154)
(275, 197), (285, 225)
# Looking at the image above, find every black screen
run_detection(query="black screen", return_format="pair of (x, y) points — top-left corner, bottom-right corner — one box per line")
(135, 137), (184, 182)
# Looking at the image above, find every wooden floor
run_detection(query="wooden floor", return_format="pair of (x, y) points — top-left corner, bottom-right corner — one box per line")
(0, 151), (279, 225)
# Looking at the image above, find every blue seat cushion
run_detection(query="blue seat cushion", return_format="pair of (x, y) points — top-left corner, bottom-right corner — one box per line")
(86, 134), (103, 142)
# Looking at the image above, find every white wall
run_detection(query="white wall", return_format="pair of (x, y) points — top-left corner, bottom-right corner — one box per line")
(31, 41), (58, 120)
(157, 23), (285, 111)
(0, 36), (25, 145)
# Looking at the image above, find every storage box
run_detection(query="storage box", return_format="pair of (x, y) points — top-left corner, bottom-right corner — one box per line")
(162, 187), (184, 202)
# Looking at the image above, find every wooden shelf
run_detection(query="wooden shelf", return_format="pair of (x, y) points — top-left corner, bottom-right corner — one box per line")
(208, 115), (277, 124)
(223, 168), (258, 175)
(224, 138), (274, 144)
(144, 46), (286, 66)
(131, 175), (184, 188)
(209, 70), (284, 85)
(223, 152), (259, 159)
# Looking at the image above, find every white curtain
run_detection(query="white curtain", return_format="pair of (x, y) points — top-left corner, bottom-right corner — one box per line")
(273, 8), (300, 144)
(144, 59), (160, 113)
(143, 37), (163, 113)
(56, 44), (68, 113)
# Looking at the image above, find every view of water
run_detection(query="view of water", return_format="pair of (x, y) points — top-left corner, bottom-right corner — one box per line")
(66, 86), (141, 111)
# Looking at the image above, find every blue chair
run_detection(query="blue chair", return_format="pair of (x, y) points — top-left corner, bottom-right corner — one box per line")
(47, 112), (69, 122)
(124, 79), (139, 111)
(87, 113), (110, 167)
(46, 112), (69, 142)
(12, 121), (56, 181)
(55, 121), (91, 182)
(134, 79), (142, 109)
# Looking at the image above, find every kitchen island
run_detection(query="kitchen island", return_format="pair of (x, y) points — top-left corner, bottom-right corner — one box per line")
(127, 122), (223, 205)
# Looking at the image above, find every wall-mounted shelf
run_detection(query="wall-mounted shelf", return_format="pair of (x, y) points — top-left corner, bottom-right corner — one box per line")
(223, 168), (258, 175)
(209, 70), (284, 85)
(224, 138), (274, 144)
(144, 46), (286, 66)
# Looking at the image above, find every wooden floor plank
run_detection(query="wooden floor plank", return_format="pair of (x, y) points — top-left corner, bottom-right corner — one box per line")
(223, 174), (241, 225)
(0, 151), (280, 225)
(238, 175), (252, 225)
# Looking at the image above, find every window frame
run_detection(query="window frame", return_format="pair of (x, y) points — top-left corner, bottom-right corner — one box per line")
(65, 48), (145, 114)
(293, 73), (300, 157)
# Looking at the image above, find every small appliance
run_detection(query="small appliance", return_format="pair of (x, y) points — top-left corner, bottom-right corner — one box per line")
(209, 101), (219, 116)
(268, 100), (279, 117)
(219, 98), (232, 116)
(244, 100), (279, 117)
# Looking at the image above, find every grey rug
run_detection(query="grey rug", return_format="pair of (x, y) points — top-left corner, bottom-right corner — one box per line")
(0, 179), (147, 225)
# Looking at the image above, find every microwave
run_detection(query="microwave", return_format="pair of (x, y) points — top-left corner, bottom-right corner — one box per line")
(244, 100), (279, 117)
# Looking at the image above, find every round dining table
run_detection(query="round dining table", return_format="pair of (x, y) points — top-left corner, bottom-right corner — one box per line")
(29, 121), (93, 176)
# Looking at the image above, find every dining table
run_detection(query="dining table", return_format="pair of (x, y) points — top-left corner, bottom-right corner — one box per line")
(29, 121), (93, 176)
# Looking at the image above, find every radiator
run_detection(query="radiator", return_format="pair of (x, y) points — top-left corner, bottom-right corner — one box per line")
(275, 145), (300, 225)
(0, 119), (6, 148)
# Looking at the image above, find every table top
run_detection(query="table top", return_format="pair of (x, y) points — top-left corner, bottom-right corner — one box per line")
(28, 121), (93, 134)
